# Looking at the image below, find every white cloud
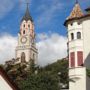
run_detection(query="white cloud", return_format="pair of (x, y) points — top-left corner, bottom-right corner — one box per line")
(0, 33), (17, 64)
(0, 0), (16, 19)
(37, 33), (67, 66)
(0, 33), (67, 66)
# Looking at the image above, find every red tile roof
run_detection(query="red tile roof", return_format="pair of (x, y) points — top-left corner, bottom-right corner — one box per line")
(67, 3), (84, 20)
(64, 1), (90, 26)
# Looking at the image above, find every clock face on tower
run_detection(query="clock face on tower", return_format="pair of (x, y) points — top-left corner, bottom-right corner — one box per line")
(21, 37), (27, 44)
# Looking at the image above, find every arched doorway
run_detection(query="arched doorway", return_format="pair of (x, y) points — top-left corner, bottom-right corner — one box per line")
(21, 52), (26, 63)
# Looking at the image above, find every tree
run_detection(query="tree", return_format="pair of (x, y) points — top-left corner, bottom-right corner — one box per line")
(18, 72), (60, 90)
(28, 59), (36, 74)
(5, 63), (27, 81)
(4, 58), (69, 90)
(43, 59), (69, 88)
(87, 69), (90, 77)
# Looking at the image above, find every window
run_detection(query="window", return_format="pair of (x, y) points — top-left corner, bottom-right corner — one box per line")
(71, 33), (74, 40)
(21, 52), (26, 63)
(77, 51), (83, 66)
(23, 30), (25, 34)
(28, 24), (30, 28)
(28, 25), (30, 31)
(23, 24), (25, 27)
(78, 22), (81, 25)
(77, 32), (81, 39)
(70, 52), (75, 67)
(71, 23), (73, 26)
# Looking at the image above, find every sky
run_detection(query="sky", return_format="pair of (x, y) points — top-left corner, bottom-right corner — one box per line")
(0, 0), (90, 66)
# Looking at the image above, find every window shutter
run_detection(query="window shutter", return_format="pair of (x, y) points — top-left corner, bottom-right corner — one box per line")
(70, 52), (75, 67)
(77, 51), (83, 66)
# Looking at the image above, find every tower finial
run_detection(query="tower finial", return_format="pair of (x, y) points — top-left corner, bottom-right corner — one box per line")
(76, 0), (78, 4)
(26, 0), (29, 9)
(21, 0), (33, 22)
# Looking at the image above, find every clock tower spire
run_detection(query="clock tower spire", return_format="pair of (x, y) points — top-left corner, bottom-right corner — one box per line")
(21, 2), (33, 22)
(15, 3), (38, 65)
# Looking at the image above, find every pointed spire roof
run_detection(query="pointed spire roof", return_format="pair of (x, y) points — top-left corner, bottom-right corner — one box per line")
(22, 3), (33, 22)
(67, 1), (84, 20)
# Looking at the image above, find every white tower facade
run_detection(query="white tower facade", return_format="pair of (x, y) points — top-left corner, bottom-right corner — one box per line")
(64, 1), (88, 90)
(15, 5), (38, 64)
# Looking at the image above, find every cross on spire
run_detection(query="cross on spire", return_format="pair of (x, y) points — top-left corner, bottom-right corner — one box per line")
(26, 0), (30, 8)
(76, 0), (78, 4)
(21, 0), (33, 22)
(27, 2), (29, 7)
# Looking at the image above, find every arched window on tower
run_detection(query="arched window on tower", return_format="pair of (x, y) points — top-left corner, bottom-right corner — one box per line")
(23, 30), (25, 34)
(28, 24), (30, 31)
(28, 24), (30, 28)
(71, 33), (74, 40)
(23, 24), (25, 28)
(21, 52), (26, 63)
(77, 32), (81, 39)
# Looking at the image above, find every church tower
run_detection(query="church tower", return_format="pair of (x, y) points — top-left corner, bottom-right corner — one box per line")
(64, 1), (86, 90)
(15, 4), (38, 64)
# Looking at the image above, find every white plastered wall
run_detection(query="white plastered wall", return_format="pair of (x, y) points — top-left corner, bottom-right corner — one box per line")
(0, 75), (12, 90)
(16, 48), (30, 62)
(67, 21), (86, 90)
(82, 18), (90, 90)
(68, 21), (83, 67)
(82, 18), (90, 67)
(69, 67), (86, 90)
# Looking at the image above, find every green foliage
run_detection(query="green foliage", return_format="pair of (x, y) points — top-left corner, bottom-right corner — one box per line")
(18, 72), (59, 90)
(4, 58), (69, 90)
(29, 59), (36, 74)
(0, 64), (4, 68)
(5, 63), (27, 81)
(43, 59), (69, 87)
(86, 69), (90, 77)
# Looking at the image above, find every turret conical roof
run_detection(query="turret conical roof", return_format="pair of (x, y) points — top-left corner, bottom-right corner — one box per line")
(67, 1), (84, 20)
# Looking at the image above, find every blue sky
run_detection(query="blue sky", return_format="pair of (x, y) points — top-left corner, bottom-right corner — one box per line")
(0, 0), (90, 66)
(0, 0), (89, 37)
